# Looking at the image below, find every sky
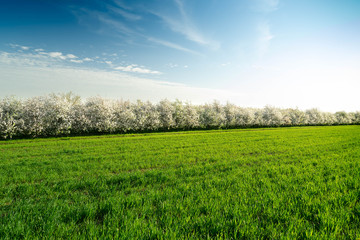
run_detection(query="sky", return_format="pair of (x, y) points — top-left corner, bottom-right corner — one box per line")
(1, 0), (360, 112)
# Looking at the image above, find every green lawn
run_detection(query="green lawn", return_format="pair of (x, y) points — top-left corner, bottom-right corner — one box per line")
(1, 126), (360, 239)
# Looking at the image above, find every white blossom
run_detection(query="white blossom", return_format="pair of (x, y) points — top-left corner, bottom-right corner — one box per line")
(0, 93), (358, 139)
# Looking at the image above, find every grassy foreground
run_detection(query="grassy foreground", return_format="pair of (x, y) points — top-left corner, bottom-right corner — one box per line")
(1, 126), (360, 239)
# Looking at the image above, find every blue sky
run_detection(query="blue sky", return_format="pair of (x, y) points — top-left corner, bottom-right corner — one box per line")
(1, 0), (360, 112)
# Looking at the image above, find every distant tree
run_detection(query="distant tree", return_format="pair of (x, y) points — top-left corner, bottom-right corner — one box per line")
(0, 96), (23, 139)
(305, 108), (324, 125)
(157, 99), (175, 130)
(262, 105), (283, 126)
(223, 102), (237, 128)
(353, 112), (360, 124)
(235, 108), (255, 127)
(322, 112), (337, 125)
(133, 100), (160, 131)
(286, 108), (306, 125)
(112, 100), (136, 132)
(21, 96), (47, 137)
(182, 102), (200, 129)
(0, 93), (358, 139)
(41, 94), (72, 136)
(83, 96), (115, 133)
(199, 101), (225, 128)
(335, 111), (352, 125)
(172, 99), (186, 129)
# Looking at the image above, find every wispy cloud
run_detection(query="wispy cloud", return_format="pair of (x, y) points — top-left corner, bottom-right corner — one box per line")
(70, 2), (209, 55)
(264, 0), (280, 11)
(147, 37), (202, 56)
(150, 0), (219, 49)
(9, 44), (30, 50)
(72, 7), (138, 38)
(108, 5), (142, 21)
(112, 0), (133, 11)
(97, 15), (136, 36)
(114, 64), (162, 74)
(257, 21), (274, 57)
(97, 11), (204, 55)
(252, 0), (280, 12)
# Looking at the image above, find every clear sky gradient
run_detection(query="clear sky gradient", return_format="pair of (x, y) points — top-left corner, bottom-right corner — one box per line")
(1, 0), (360, 112)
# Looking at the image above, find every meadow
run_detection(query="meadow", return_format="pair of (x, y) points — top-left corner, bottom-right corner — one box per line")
(1, 125), (360, 239)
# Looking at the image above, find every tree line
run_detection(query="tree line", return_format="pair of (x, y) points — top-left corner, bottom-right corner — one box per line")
(0, 93), (359, 139)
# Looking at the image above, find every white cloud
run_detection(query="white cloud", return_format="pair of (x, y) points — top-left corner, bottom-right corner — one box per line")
(0, 54), (231, 104)
(166, 63), (190, 69)
(2, 48), (360, 112)
(114, 64), (162, 74)
(48, 52), (66, 59)
(167, 63), (179, 68)
(0, 51), (61, 68)
(48, 52), (62, 58)
(70, 59), (83, 63)
(1, 48), (93, 67)
(43, 51), (80, 61)
(0, 47), (169, 84)
(66, 54), (77, 59)
(221, 62), (231, 66)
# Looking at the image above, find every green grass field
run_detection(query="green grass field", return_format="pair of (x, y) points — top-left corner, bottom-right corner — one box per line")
(1, 126), (360, 239)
